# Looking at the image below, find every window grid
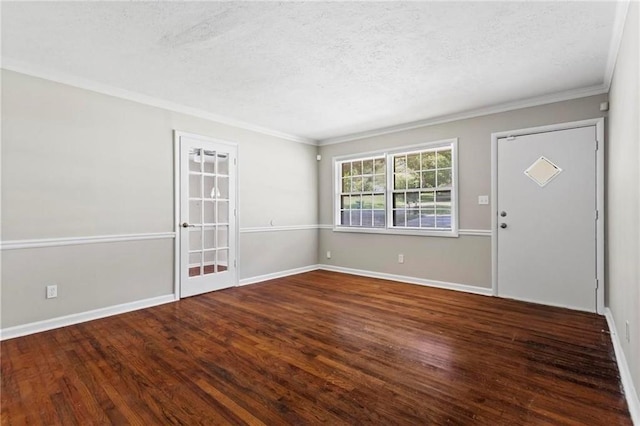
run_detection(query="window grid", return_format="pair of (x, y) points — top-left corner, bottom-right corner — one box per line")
(339, 156), (386, 228)
(334, 139), (457, 235)
(391, 148), (453, 230)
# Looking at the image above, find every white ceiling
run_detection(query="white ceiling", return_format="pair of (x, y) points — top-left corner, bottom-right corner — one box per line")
(1, 1), (623, 144)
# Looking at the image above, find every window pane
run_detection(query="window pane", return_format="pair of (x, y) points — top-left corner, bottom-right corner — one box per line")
(373, 209), (385, 227)
(437, 169), (452, 187)
(420, 191), (435, 205)
(361, 210), (373, 227)
(393, 193), (405, 208)
(406, 192), (419, 207)
(361, 195), (373, 209)
(353, 161), (362, 175)
(341, 195), (350, 209)
(350, 210), (362, 226)
(421, 151), (436, 170)
(394, 173), (407, 190)
(350, 194), (362, 209)
(420, 209), (436, 228)
(437, 150), (452, 168)
(407, 154), (420, 171)
(374, 158), (385, 174)
(394, 156), (406, 173)
(393, 210), (406, 227)
(340, 210), (349, 225)
(422, 170), (436, 188)
(373, 194), (385, 209)
(351, 177), (363, 192)
(342, 178), (350, 192)
(189, 174), (201, 198)
(362, 159), (373, 175)
(189, 149), (201, 172)
(408, 172), (420, 189)
(406, 210), (420, 227)
(363, 176), (374, 192)
(342, 162), (351, 178)
(374, 175), (385, 191)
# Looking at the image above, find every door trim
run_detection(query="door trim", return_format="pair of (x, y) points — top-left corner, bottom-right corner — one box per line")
(173, 130), (240, 300)
(490, 118), (605, 314)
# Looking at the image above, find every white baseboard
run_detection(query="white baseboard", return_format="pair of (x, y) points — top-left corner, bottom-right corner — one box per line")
(605, 308), (640, 425)
(0, 294), (176, 341)
(318, 264), (493, 296)
(238, 265), (321, 286)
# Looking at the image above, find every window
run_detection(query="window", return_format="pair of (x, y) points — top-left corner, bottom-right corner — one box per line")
(334, 139), (458, 236)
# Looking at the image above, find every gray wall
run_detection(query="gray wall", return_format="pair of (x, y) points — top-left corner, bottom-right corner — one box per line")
(607, 1), (639, 405)
(318, 94), (608, 288)
(1, 70), (318, 329)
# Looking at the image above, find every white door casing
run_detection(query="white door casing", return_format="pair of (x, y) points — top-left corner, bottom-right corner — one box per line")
(175, 131), (238, 298)
(491, 119), (604, 313)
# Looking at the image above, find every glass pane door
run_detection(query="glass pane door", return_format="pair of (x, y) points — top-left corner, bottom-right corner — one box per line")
(179, 134), (237, 297)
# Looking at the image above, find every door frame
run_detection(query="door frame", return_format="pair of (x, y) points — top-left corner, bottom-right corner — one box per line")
(173, 130), (240, 300)
(490, 118), (605, 314)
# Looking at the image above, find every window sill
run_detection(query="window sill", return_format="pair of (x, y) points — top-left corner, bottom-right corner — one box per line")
(332, 226), (459, 238)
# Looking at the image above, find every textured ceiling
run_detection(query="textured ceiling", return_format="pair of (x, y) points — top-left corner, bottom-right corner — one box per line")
(1, 1), (619, 142)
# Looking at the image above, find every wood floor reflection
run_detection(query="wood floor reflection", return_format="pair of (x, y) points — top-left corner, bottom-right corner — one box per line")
(1, 270), (631, 425)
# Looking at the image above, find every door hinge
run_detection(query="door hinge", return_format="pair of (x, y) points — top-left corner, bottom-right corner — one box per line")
(234, 209), (237, 217)
(234, 260), (237, 268)
(595, 279), (599, 289)
(234, 158), (237, 166)
(595, 210), (599, 220)
(595, 140), (599, 151)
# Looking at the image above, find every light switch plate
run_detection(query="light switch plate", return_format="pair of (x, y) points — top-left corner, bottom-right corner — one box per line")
(478, 195), (489, 205)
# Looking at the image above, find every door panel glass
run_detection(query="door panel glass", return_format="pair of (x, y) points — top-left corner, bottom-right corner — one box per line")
(203, 176), (217, 199)
(217, 226), (228, 248)
(189, 252), (202, 277)
(203, 201), (215, 224)
(218, 249), (229, 271)
(189, 229), (201, 251)
(203, 227), (216, 250)
(189, 149), (201, 172)
(218, 154), (229, 175)
(189, 201), (202, 225)
(203, 150), (216, 174)
(217, 201), (229, 223)
(189, 175), (201, 198)
(217, 176), (229, 199)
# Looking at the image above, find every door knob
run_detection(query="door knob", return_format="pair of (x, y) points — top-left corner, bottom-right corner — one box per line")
(500, 223), (508, 229)
(500, 211), (507, 217)
(182, 222), (194, 228)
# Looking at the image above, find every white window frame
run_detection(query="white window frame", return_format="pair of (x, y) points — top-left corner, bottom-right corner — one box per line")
(333, 138), (459, 237)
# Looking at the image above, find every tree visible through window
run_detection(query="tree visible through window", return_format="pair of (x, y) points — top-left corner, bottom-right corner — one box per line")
(335, 140), (457, 235)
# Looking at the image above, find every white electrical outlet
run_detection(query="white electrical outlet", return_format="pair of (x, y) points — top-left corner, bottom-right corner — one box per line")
(626, 321), (630, 342)
(46, 285), (57, 299)
(478, 195), (489, 205)
(326, 250), (331, 259)
(398, 254), (404, 264)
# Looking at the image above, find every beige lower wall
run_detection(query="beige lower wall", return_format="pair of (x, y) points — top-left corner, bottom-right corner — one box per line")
(319, 229), (491, 288)
(240, 229), (318, 280)
(1, 239), (174, 328)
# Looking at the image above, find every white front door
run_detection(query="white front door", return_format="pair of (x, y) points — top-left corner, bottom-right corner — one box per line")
(177, 132), (237, 297)
(496, 125), (598, 312)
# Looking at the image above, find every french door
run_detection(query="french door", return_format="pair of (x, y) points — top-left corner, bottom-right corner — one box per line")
(177, 132), (237, 297)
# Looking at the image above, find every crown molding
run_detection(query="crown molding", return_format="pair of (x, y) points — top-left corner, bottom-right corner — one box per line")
(318, 84), (608, 146)
(604, 0), (631, 91)
(0, 58), (317, 146)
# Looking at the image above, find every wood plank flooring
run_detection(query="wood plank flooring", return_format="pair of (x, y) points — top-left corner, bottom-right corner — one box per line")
(1, 270), (632, 425)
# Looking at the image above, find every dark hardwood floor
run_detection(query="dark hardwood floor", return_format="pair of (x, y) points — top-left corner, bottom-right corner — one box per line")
(1, 270), (632, 425)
